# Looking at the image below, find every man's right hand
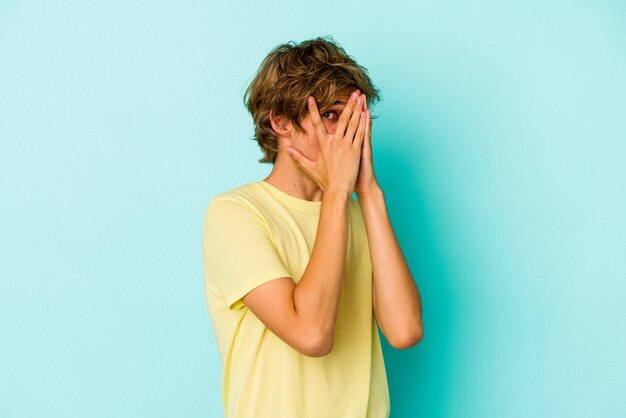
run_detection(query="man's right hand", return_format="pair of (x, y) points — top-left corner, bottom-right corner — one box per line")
(285, 89), (368, 196)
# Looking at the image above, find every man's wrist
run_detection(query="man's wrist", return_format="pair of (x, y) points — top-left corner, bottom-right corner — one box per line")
(323, 189), (352, 203)
(356, 184), (384, 201)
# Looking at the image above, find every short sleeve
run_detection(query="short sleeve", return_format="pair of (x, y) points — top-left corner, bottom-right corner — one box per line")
(202, 197), (292, 310)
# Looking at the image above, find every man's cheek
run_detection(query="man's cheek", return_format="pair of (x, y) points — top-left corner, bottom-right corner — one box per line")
(323, 121), (336, 135)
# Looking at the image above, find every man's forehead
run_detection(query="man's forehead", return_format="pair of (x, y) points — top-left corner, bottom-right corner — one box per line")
(331, 97), (349, 106)
(317, 93), (352, 110)
(332, 89), (354, 102)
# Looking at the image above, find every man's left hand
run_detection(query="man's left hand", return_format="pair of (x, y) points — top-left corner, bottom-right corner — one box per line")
(354, 97), (381, 195)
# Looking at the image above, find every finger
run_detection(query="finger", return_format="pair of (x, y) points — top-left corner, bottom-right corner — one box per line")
(307, 96), (328, 142)
(365, 109), (372, 153)
(285, 146), (315, 171)
(335, 89), (360, 138)
(364, 109), (370, 146)
(286, 146), (323, 190)
(343, 94), (365, 142)
(352, 110), (367, 151)
(363, 98), (371, 136)
(362, 99), (371, 147)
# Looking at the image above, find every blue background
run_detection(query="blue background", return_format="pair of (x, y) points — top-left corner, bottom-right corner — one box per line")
(1, 1), (625, 417)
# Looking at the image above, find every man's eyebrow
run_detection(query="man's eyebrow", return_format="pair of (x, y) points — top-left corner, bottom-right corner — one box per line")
(319, 98), (348, 112)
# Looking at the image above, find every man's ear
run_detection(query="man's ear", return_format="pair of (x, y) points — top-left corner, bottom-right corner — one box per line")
(269, 110), (293, 137)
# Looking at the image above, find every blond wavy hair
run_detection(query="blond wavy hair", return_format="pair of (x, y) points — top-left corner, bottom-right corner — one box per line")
(243, 36), (382, 164)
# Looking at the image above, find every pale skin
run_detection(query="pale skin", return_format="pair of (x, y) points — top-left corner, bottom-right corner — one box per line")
(241, 88), (423, 356)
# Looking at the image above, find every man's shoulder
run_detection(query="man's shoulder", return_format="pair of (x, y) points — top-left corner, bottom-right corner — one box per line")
(204, 181), (267, 219)
(208, 180), (261, 203)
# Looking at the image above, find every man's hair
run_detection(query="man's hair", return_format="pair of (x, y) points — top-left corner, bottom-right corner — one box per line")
(243, 36), (382, 164)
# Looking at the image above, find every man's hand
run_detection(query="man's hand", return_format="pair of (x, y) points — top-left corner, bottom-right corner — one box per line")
(285, 89), (367, 196)
(354, 97), (381, 195)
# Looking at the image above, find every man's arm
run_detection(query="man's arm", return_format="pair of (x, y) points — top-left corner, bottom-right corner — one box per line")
(357, 186), (424, 349)
(243, 90), (365, 357)
(242, 190), (350, 357)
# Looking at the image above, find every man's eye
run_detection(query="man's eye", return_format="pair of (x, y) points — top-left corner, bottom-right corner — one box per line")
(322, 111), (337, 120)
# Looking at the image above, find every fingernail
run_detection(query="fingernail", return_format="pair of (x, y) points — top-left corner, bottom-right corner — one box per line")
(308, 97), (314, 105)
(351, 91), (359, 100)
(285, 147), (292, 154)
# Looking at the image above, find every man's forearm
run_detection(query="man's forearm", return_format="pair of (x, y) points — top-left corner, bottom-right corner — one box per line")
(293, 190), (350, 353)
(358, 187), (423, 348)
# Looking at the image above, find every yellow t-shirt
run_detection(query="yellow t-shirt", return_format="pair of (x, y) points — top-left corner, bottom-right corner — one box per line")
(202, 180), (390, 418)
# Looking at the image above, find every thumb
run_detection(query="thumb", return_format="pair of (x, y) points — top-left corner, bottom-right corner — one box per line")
(285, 146), (314, 169)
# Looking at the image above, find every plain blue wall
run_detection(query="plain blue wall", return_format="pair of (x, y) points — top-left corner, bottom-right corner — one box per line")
(1, 1), (625, 417)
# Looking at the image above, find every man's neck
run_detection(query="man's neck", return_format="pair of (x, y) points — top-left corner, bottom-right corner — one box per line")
(263, 157), (324, 202)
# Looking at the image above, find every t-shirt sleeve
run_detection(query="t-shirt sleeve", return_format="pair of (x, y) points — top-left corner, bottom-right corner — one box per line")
(202, 196), (292, 310)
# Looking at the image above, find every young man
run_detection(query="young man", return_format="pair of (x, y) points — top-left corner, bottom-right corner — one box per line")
(202, 36), (423, 418)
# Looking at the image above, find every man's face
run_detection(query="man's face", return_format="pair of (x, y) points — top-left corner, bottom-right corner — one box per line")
(288, 93), (352, 161)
